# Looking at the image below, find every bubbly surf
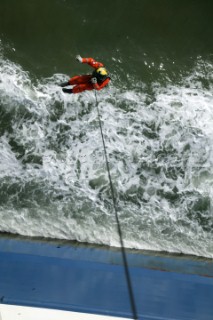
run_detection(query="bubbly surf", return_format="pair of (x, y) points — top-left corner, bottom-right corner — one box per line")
(0, 46), (213, 258)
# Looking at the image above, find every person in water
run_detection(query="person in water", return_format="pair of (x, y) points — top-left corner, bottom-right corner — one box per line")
(60, 55), (110, 94)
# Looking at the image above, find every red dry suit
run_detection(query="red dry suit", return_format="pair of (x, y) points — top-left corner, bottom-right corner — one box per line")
(68, 58), (110, 94)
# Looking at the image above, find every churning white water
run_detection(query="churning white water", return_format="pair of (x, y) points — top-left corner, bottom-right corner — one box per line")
(0, 53), (213, 258)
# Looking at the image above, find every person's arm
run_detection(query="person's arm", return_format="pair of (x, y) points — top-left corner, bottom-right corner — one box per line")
(76, 55), (104, 69)
(91, 77), (110, 90)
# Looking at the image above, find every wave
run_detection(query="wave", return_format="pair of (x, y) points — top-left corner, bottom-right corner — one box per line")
(0, 52), (213, 258)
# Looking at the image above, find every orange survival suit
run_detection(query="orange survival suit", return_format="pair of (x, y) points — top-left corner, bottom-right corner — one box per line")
(60, 56), (110, 94)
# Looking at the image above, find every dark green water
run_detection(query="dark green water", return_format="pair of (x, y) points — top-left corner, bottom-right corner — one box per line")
(1, 0), (212, 82)
(0, 0), (213, 257)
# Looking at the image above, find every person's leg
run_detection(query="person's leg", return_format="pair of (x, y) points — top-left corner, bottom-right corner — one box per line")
(60, 75), (91, 88)
(62, 83), (94, 94)
(61, 75), (94, 94)
(72, 83), (94, 93)
(69, 75), (92, 85)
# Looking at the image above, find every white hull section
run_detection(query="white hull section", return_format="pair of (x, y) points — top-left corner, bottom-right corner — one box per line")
(0, 304), (128, 320)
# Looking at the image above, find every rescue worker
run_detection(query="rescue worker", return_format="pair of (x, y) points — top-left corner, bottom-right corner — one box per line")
(60, 55), (110, 94)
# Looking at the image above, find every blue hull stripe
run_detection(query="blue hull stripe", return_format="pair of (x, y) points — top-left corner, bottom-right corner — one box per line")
(0, 236), (213, 319)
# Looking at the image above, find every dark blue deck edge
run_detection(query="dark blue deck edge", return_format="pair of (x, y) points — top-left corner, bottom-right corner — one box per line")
(0, 234), (213, 320)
